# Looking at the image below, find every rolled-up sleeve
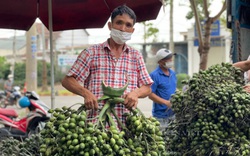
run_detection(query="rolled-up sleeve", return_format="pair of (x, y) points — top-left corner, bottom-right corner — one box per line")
(137, 53), (154, 87)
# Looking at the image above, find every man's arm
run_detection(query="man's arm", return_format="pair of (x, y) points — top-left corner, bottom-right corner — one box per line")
(61, 76), (86, 97)
(61, 76), (98, 110)
(133, 84), (151, 98)
(233, 60), (250, 72)
(148, 93), (171, 108)
(3, 83), (7, 90)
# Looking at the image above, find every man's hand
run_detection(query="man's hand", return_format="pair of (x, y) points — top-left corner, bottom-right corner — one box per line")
(61, 76), (99, 110)
(123, 91), (139, 109)
(164, 100), (172, 108)
(84, 91), (98, 110)
(243, 84), (250, 93)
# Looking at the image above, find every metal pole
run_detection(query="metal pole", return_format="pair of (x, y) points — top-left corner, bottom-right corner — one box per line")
(12, 30), (16, 80)
(48, 0), (55, 109)
(71, 30), (74, 53)
(42, 24), (48, 91)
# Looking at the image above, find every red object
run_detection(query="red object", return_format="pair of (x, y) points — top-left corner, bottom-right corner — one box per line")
(0, 108), (18, 118)
(0, 96), (49, 133)
(23, 82), (27, 93)
(0, 0), (162, 31)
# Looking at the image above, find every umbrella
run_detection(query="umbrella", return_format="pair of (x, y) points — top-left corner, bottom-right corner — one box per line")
(0, 0), (162, 108)
(0, 0), (162, 31)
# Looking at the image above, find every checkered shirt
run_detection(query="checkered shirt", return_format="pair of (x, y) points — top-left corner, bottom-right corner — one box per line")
(67, 40), (153, 125)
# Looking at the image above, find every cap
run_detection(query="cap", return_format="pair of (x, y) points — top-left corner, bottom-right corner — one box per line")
(156, 49), (175, 62)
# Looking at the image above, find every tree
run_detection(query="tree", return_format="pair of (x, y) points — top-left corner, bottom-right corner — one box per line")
(10, 61), (65, 88)
(142, 22), (159, 43)
(188, 0), (226, 70)
(164, 0), (174, 54)
(141, 21), (159, 62)
(0, 57), (11, 79)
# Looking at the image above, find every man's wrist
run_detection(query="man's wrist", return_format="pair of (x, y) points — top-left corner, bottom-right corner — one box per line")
(134, 90), (139, 97)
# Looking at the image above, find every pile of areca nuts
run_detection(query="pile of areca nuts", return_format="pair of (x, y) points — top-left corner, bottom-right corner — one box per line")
(2, 62), (250, 156)
(39, 81), (167, 156)
(164, 62), (250, 156)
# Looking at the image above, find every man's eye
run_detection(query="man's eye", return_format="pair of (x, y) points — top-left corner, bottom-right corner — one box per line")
(116, 21), (123, 25)
(126, 24), (132, 28)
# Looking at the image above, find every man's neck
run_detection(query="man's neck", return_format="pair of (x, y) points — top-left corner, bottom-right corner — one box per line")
(160, 66), (170, 76)
(108, 38), (124, 59)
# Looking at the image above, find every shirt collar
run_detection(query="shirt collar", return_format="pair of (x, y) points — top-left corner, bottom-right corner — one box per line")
(157, 66), (173, 76)
(103, 39), (129, 53)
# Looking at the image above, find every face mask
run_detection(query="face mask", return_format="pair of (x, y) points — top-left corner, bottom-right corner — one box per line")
(110, 28), (132, 44)
(164, 62), (173, 69)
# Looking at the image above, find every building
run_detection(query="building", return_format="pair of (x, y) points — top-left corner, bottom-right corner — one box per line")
(0, 23), (90, 64)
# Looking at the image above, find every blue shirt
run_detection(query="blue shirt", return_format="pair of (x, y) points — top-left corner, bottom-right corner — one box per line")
(150, 66), (177, 118)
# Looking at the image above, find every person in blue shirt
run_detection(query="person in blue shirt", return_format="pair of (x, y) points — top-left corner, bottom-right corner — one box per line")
(149, 49), (177, 130)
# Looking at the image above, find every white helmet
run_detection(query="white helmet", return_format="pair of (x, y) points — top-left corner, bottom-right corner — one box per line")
(8, 75), (13, 79)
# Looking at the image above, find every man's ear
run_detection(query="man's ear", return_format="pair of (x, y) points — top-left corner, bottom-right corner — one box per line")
(108, 22), (112, 30)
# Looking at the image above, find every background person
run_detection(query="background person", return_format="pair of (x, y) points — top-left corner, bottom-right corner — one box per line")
(236, 55), (250, 93)
(61, 5), (153, 125)
(148, 49), (177, 130)
(4, 74), (13, 104)
(244, 55), (250, 84)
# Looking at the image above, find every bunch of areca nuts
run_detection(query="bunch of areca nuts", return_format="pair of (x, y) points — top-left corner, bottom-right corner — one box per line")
(39, 81), (167, 156)
(165, 62), (250, 156)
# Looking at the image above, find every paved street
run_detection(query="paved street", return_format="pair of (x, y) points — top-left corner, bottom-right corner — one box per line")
(40, 95), (153, 117)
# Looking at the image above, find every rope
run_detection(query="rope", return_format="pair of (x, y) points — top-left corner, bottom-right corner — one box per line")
(236, 20), (242, 61)
(229, 39), (234, 63)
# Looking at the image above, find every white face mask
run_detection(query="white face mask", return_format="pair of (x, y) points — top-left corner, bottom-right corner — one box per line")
(164, 62), (173, 69)
(110, 28), (132, 44)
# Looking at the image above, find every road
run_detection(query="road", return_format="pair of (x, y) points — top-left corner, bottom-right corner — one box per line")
(40, 95), (153, 117)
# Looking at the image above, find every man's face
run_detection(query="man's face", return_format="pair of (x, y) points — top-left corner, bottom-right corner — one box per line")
(159, 57), (173, 66)
(109, 14), (134, 33)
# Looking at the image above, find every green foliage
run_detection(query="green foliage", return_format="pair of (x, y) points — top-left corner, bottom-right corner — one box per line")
(163, 0), (170, 5)
(0, 56), (11, 79)
(141, 22), (159, 43)
(0, 60), (66, 88)
(13, 62), (26, 87)
(186, 0), (212, 20)
(176, 73), (190, 90)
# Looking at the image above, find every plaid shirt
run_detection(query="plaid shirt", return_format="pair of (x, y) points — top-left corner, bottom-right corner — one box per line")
(67, 40), (153, 124)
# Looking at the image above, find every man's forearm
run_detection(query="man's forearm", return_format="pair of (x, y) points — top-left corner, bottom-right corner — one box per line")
(233, 60), (250, 72)
(148, 93), (171, 107)
(61, 76), (88, 97)
(134, 84), (151, 98)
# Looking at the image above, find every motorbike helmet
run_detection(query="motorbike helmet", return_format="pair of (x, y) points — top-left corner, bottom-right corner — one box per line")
(8, 74), (13, 79)
(19, 96), (31, 108)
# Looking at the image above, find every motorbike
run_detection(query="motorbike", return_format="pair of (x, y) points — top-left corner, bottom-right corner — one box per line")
(0, 86), (22, 108)
(0, 91), (50, 140)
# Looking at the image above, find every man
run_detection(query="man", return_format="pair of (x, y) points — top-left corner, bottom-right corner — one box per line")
(243, 55), (250, 84)
(234, 57), (250, 93)
(4, 74), (13, 104)
(148, 49), (177, 130)
(61, 5), (153, 124)
(234, 58), (250, 71)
